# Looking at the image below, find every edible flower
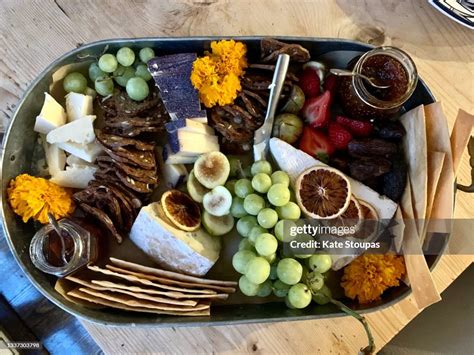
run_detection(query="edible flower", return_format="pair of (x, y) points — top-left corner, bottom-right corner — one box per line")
(341, 254), (406, 304)
(7, 174), (75, 224)
(190, 39), (247, 108)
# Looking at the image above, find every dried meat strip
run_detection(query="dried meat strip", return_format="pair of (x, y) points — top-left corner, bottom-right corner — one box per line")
(115, 169), (153, 194)
(260, 38), (310, 63)
(79, 203), (123, 244)
(96, 131), (155, 151)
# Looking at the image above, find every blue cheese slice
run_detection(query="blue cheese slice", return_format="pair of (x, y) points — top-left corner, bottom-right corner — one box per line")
(130, 203), (221, 276)
(269, 138), (398, 220)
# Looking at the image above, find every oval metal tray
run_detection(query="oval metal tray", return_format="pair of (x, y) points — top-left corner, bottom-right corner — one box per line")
(0, 37), (438, 327)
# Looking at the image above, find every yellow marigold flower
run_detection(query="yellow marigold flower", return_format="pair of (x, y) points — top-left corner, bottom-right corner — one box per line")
(191, 39), (247, 108)
(341, 254), (406, 304)
(7, 174), (75, 224)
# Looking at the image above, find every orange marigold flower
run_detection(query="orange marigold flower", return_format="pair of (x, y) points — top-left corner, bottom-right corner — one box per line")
(341, 254), (406, 304)
(7, 174), (75, 224)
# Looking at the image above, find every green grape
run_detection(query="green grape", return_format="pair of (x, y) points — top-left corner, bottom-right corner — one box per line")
(312, 284), (332, 305)
(232, 250), (256, 274)
(116, 47), (135, 67)
(230, 197), (247, 218)
(308, 254), (332, 274)
(306, 271), (324, 292)
(94, 76), (114, 96)
(126, 77), (149, 101)
(276, 201), (301, 220)
(295, 254), (312, 259)
(267, 183), (291, 207)
(228, 157), (244, 178)
(269, 263), (278, 280)
(242, 166), (252, 178)
(225, 179), (237, 195)
(114, 65), (135, 87)
(239, 275), (261, 296)
(271, 170), (290, 186)
(236, 216), (258, 237)
(84, 87), (96, 98)
(135, 63), (152, 81)
(277, 258), (303, 285)
(273, 280), (290, 297)
(257, 208), (278, 229)
(139, 47), (155, 63)
(98, 53), (118, 73)
(288, 283), (312, 309)
(243, 194), (265, 216)
(251, 173), (272, 193)
(274, 219), (296, 242)
(256, 280), (273, 297)
(255, 233), (278, 256)
(63, 72), (87, 93)
(251, 160), (272, 176)
(89, 62), (106, 82)
(285, 296), (296, 309)
(234, 179), (254, 198)
(263, 253), (277, 264)
(245, 257), (270, 284)
(248, 226), (267, 244)
(238, 238), (255, 252)
(289, 189), (296, 202)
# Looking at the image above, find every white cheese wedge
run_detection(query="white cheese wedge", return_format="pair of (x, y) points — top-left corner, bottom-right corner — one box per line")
(34, 93), (67, 134)
(65, 92), (93, 122)
(46, 116), (96, 145)
(57, 141), (103, 163)
(50, 165), (97, 189)
(163, 145), (199, 164)
(166, 119), (215, 135)
(155, 146), (188, 188)
(168, 131), (219, 156)
(43, 141), (66, 176)
(269, 138), (398, 221)
(130, 203), (221, 276)
(66, 154), (94, 167)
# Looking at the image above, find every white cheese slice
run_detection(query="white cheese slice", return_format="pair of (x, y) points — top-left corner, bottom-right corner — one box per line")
(50, 165), (97, 189)
(34, 93), (67, 134)
(66, 154), (94, 167)
(269, 138), (398, 221)
(155, 146), (188, 188)
(163, 145), (200, 164)
(42, 140), (66, 176)
(65, 92), (93, 122)
(170, 119), (215, 135)
(46, 116), (96, 145)
(169, 131), (219, 156)
(57, 141), (103, 163)
(130, 203), (221, 276)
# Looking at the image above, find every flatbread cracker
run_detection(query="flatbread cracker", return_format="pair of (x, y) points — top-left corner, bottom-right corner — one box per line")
(78, 287), (209, 312)
(105, 264), (236, 294)
(66, 276), (197, 306)
(450, 109), (474, 176)
(401, 105), (428, 236)
(54, 278), (103, 309)
(67, 289), (210, 316)
(110, 257), (238, 287)
(87, 264), (216, 295)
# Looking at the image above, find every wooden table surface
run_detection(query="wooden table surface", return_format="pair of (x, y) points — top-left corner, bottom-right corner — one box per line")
(1, 1), (473, 354)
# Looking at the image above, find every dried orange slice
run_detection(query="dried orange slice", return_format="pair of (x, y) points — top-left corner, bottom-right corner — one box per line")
(296, 166), (351, 219)
(353, 200), (379, 239)
(161, 190), (201, 231)
(332, 195), (363, 234)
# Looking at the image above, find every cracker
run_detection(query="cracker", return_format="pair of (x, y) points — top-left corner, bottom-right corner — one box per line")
(110, 257), (238, 287)
(105, 264), (236, 294)
(66, 276), (197, 307)
(54, 278), (103, 309)
(450, 109), (474, 176)
(67, 289), (210, 316)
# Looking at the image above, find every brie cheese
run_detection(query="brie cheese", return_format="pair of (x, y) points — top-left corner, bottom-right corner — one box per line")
(65, 92), (93, 122)
(57, 141), (103, 163)
(34, 93), (67, 134)
(130, 203), (221, 276)
(46, 116), (96, 145)
(50, 165), (97, 189)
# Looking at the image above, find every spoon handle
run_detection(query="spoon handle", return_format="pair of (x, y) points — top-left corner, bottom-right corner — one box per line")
(329, 68), (357, 77)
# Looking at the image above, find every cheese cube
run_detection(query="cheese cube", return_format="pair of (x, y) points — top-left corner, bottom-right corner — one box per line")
(34, 93), (67, 134)
(168, 130), (219, 155)
(163, 145), (199, 164)
(66, 154), (94, 167)
(130, 203), (221, 276)
(43, 142), (66, 176)
(57, 141), (103, 163)
(46, 116), (96, 145)
(50, 165), (97, 189)
(165, 118), (215, 135)
(65, 92), (93, 122)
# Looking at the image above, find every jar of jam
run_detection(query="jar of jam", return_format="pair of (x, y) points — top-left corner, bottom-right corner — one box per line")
(29, 218), (101, 277)
(338, 46), (418, 119)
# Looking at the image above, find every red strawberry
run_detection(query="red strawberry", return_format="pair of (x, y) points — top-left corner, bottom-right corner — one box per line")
(301, 90), (331, 129)
(323, 74), (338, 96)
(335, 115), (373, 137)
(299, 67), (321, 98)
(299, 126), (335, 163)
(328, 122), (353, 150)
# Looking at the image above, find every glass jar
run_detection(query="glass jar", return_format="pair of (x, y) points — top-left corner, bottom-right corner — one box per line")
(29, 218), (100, 277)
(338, 46), (418, 120)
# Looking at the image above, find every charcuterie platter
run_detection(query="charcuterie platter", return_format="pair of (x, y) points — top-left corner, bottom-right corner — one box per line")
(1, 37), (448, 329)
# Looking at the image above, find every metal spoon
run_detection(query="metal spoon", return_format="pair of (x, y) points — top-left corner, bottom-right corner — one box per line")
(329, 68), (391, 89)
(47, 212), (69, 265)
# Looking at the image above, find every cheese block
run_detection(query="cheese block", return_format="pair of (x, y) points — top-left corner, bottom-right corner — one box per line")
(130, 203), (221, 276)
(65, 92), (93, 122)
(156, 146), (188, 188)
(66, 154), (94, 167)
(34, 93), (67, 134)
(162, 145), (199, 164)
(165, 118), (215, 135)
(168, 130), (219, 155)
(57, 141), (103, 163)
(269, 138), (398, 221)
(46, 116), (96, 145)
(43, 141), (66, 176)
(50, 165), (97, 189)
